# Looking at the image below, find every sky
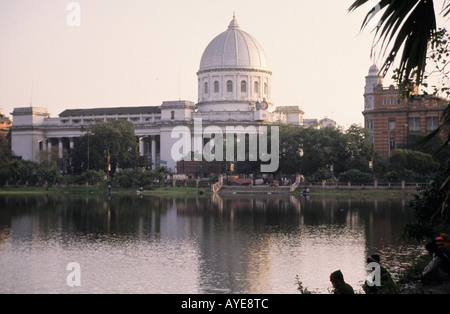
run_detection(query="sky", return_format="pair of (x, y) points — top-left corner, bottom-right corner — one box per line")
(0, 0), (446, 128)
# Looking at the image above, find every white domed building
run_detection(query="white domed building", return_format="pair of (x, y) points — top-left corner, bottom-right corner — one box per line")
(10, 17), (306, 173)
(197, 17), (272, 113)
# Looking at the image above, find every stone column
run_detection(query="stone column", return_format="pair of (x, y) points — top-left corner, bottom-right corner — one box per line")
(139, 137), (145, 157)
(151, 136), (157, 170)
(58, 138), (63, 158)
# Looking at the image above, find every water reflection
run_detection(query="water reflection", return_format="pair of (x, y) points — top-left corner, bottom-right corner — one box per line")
(0, 193), (422, 293)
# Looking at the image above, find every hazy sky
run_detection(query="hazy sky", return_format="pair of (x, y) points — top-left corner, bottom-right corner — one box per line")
(1, 0), (444, 128)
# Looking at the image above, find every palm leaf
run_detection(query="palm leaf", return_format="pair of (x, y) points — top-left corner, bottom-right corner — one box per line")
(349, 0), (437, 86)
(442, 0), (450, 16)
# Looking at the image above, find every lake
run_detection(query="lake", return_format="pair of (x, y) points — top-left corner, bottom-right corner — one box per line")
(0, 192), (424, 294)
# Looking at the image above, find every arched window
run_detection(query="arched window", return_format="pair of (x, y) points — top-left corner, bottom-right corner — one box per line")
(264, 83), (268, 95)
(254, 81), (259, 93)
(214, 81), (219, 93)
(204, 82), (208, 94)
(241, 80), (247, 93)
(227, 80), (233, 93)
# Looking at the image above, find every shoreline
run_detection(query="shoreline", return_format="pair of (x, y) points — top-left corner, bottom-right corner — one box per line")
(0, 185), (420, 198)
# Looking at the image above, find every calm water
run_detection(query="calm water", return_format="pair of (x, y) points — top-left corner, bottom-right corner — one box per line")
(0, 193), (424, 294)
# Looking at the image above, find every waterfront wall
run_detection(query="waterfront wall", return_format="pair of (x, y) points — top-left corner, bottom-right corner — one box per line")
(300, 180), (429, 190)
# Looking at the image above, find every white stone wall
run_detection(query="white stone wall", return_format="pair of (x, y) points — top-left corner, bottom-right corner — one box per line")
(197, 69), (271, 112)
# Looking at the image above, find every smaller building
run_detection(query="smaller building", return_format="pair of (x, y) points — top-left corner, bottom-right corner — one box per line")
(302, 117), (336, 129)
(0, 109), (13, 147)
(363, 65), (449, 158)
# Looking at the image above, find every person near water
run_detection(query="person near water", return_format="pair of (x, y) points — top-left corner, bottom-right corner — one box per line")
(330, 270), (354, 294)
(415, 241), (450, 286)
(363, 254), (398, 294)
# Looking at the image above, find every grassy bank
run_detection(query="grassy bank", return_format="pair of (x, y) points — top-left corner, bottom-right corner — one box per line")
(0, 185), (418, 199)
(0, 185), (111, 195)
(294, 187), (419, 199)
(0, 185), (212, 197)
(142, 187), (211, 197)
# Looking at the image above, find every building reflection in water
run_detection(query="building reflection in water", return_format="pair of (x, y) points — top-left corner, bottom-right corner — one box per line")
(0, 194), (422, 294)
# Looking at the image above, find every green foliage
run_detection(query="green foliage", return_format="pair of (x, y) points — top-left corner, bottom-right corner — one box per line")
(113, 168), (137, 188)
(113, 167), (168, 188)
(313, 168), (332, 182)
(71, 120), (139, 174)
(338, 169), (373, 184)
(295, 276), (316, 294)
(36, 160), (61, 185)
(73, 169), (107, 185)
(388, 149), (440, 181)
(404, 166), (450, 241)
(400, 131), (448, 166)
(274, 124), (374, 181)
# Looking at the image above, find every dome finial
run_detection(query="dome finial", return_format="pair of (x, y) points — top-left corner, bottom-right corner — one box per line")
(228, 14), (239, 29)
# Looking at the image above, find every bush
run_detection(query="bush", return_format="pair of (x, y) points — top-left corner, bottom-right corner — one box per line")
(113, 168), (138, 188)
(313, 168), (332, 182)
(75, 169), (107, 185)
(36, 160), (62, 185)
(338, 169), (373, 184)
(384, 169), (417, 182)
(389, 149), (439, 180)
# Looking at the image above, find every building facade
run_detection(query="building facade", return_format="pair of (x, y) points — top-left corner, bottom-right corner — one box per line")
(10, 17), (313, 173)
(363, 65), (448, 158)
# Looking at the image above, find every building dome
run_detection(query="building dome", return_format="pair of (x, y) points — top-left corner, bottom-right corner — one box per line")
(199, 17), (269, 72)
(197, 17), (272, 114)
(368, 64), (380, 76)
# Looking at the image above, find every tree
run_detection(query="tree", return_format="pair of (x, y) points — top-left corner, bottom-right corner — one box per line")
(277, 124), (303, 175)
(338, 169), (373, 184)
(71, 120), (139, 175)
(343, 124), (374, 173)
(36, 160), (62, 185)
(350, 0), (450, 237)
(388, 149), (440, 180)
(404, 167), (450, 241)
(269, 125), (374, 180)
(401, 131), (448, 165)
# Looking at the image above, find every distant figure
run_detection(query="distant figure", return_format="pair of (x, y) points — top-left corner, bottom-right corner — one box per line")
(363, 254), (397, 294)
(330, 270), (354, 294)
(415, 241), (450, 286)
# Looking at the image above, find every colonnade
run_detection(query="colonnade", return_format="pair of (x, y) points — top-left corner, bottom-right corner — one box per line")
(39, 135), (160, 170)
(139, 135), (159, 170)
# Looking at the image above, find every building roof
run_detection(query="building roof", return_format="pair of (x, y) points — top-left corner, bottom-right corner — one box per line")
(59, 106), (161, 117)
(199, 17), (269, 72)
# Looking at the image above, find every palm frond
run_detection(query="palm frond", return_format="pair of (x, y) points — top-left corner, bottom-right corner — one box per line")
(349, 0), (438, 86)
(442, 0), (450, 16)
